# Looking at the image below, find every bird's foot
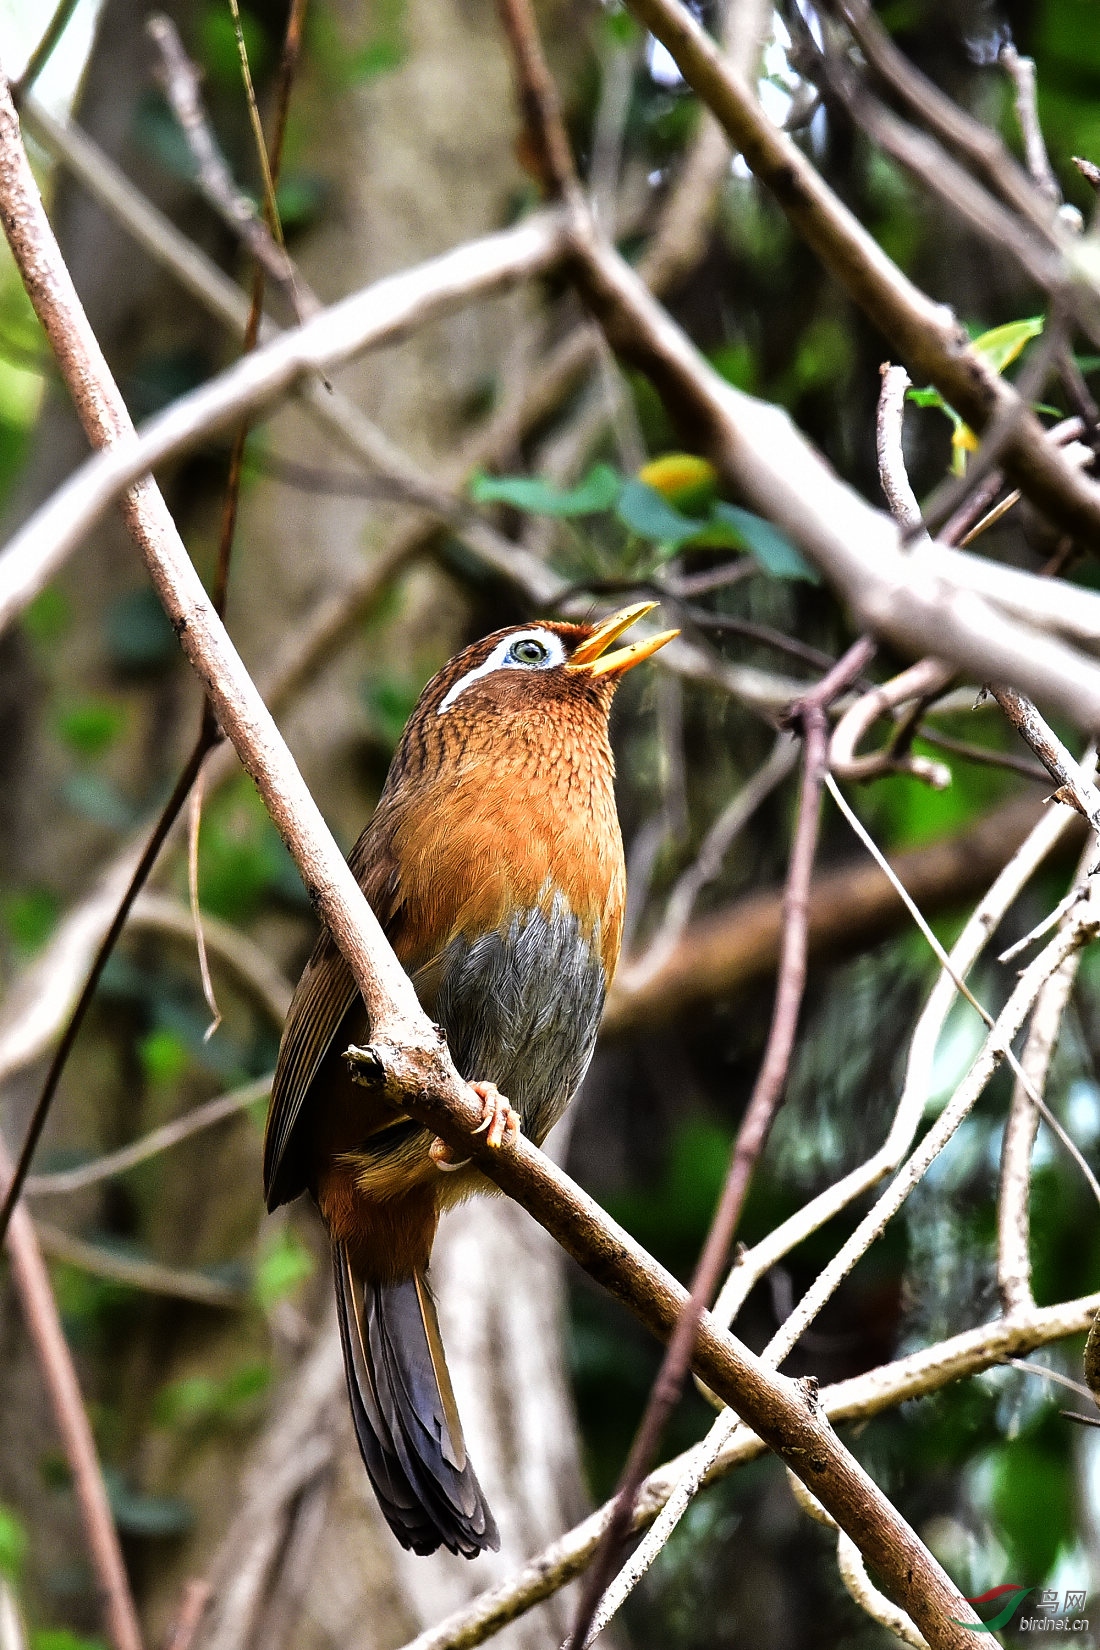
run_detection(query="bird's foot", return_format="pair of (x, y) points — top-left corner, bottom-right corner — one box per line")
(468, 1080), (521, 1149)
(428, 1081), (520, 1171)
(428, 1137), (472, 1172)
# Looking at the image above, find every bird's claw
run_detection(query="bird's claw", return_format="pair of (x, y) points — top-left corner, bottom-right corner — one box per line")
(429, 1136), (472, 1172)
(469, 1081), (521, 1150)
(429, 1081), (520, 1170)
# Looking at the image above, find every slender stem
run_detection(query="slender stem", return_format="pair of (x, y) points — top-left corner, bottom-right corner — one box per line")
(11, 0), (82, 103)
(565, 637), (874, 1650)
(2, 1141), (143, 1650)
(0, 0), (309, 1242)
(0, 738), (211, 1240)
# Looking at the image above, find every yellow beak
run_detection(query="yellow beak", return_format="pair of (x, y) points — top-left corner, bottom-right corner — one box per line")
(567, 601), (679, 677)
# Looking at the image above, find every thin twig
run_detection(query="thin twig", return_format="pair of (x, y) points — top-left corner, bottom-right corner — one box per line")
(493, 0), (582, 204)
(33, 1222), (248, 1307)
(989, 686), (1100, 832)
(393, 1286), (1100, 1650)
(0, 0), (303, 1236)
(830, 657), (954, 789)
(163, 1580), (212, 1650)
(876, 363), (923, 530)
(609, 0), (1100, 552)
(24, 1075), (271, 1197)
(997, 948), (1081, 1315)
(1000, 44), (1061, 205)
(2, 1142), (143, 1650)
(832, 0), (1058, 238)
(568, 638), (874, 1650)
(825, 775), (1100, 1214)
(10, 0), (82, 102)
(188, 760), (222, 1039)
(146, 17), (303, 306)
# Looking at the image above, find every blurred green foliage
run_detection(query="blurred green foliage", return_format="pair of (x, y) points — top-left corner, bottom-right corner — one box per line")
(153, 1362), (272, 1432)
(0, 1506), (27, 1583)
(252, 1225), (315, 1312)
(193, 776), (306, 922)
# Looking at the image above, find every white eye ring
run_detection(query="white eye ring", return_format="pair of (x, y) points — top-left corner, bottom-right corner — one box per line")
(437, 628), (565, 713)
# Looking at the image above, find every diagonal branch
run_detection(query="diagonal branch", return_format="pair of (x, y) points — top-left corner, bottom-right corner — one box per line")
(608, 0), (1100, 546)
(2, 1136), (143, 1650)
(0, 67), (982, 1650)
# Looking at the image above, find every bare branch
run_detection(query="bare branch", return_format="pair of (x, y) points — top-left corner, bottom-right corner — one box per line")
(2, 1144), (143, 1650)
(606, 794), (1080, 1035)
(33, 1221), (248, 1306)
(608, 0), (1100, 549)
(163, 1581), (212, 1650)
(998, 948), (1081, 1315)
(569, 230), (1100, 729)
(0, 198), (568, 631)
(24, 1075), (271, 1198)
(830, 657), (954, 789)
(394, 1290), (1100, 1650)
(834, 0), (1060, 237)
(10, 0), (82, 102)
(876, 363), (923, 530)
(570, 639), (874, 1650)
(0, 67), (984, 1647)
(1000, 44), (1061, 205)
(146, 16), (303, 302)
(989, 686), (1100, 830)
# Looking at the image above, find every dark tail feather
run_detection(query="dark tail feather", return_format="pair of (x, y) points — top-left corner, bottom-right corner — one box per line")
(333, 1243), (499, 1558)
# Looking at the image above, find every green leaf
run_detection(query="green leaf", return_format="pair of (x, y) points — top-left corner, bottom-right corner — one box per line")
(615, 480), (706, 548)
(906, 385), (945, 408)
(55, 697), (127, 758)
(253, 1227), (315, 1311)
(32, 1633), (108, 1650)
(709, 504), (820, 582)
(22, 585), (72, 646)
(0, 1506), (27, 1582)
(154, 1362), (271, 1429)
(972, 315), (1044, 375)
(2, 888), (59, 956)
(138, 1028), (189, 1089)
(469, 463), (622, 517)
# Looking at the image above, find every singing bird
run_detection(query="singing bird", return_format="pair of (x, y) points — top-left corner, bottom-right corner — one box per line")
(263, 602), (676, 1557)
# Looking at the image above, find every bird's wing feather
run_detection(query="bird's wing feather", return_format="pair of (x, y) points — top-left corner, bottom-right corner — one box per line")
(263, 815), (408, 1210)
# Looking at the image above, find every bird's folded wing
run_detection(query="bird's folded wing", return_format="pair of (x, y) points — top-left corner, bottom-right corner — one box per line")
(263, 935), (360, 1209)
(264, 813), (411, 1210)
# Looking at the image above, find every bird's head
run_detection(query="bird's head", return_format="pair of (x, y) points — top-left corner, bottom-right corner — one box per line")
(386, 603), (678, 786)
(427, 601), (678, 719)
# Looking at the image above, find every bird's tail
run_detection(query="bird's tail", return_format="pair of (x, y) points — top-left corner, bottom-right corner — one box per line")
(332, 1242), (500, 1557)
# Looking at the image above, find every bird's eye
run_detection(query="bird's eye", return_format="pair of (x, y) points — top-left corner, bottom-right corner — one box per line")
(509, 637), (549, 666)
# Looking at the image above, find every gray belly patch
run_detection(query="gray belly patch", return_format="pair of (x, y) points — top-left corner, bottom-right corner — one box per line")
(428, 893), (605, 1144)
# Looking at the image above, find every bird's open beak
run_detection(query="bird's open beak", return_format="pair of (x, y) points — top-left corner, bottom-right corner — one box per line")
(567, 601), (679, 677)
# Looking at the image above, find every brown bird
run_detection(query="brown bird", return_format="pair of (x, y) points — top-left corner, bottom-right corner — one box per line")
(263, 602), (676, 1557)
